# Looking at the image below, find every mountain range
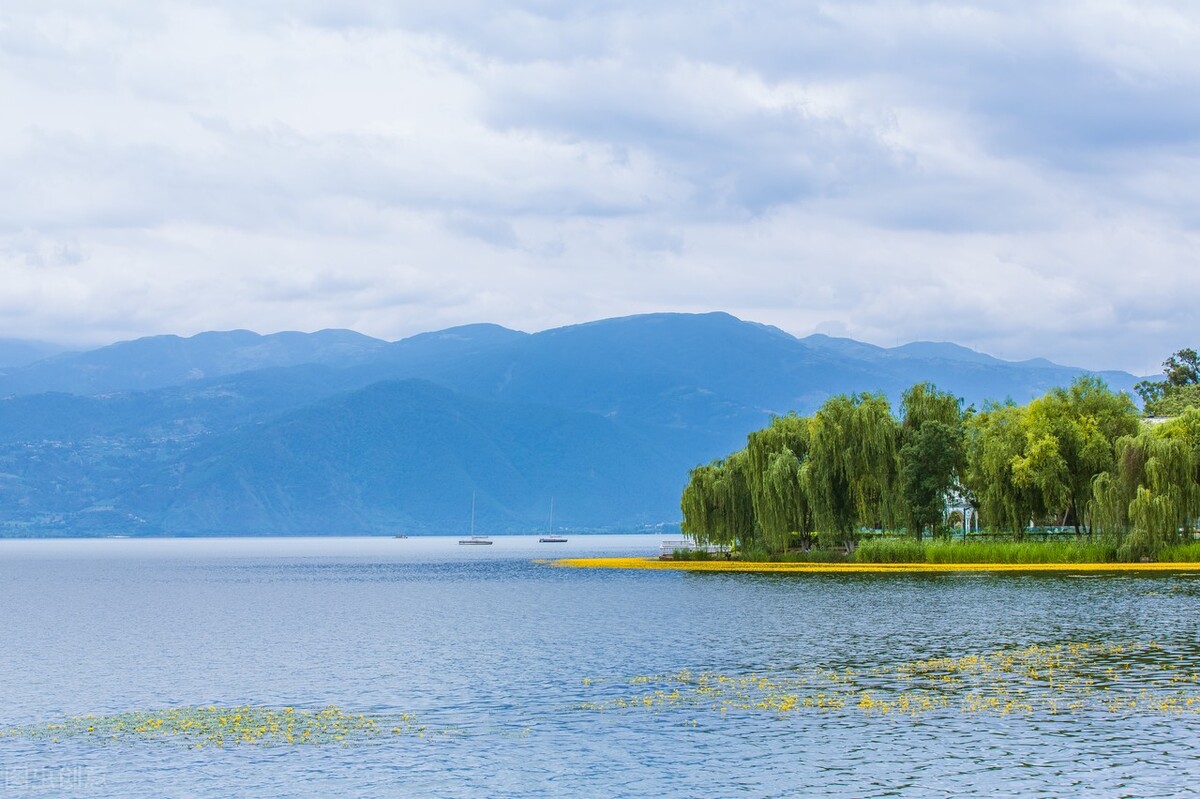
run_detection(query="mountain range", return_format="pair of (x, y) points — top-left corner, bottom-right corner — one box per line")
(0, 312), (1141, 536)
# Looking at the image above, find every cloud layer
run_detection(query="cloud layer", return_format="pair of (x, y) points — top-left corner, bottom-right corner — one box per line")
(2, 1), (1198, 372)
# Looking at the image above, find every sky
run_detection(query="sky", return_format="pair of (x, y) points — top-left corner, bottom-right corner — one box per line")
(2, 1), (1198, 374)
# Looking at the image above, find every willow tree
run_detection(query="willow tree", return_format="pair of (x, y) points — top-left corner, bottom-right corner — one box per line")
(964, 402), (1046, 535)
(1009, 428), (1071, 526)
(680, 452), (755, 549)
(1156, 407), (1200, 485)
(681, 462), (721, 545)
(1120, 436), (1194, 558)
(745, 414), (812, 554)
(1091, 408), (1200, 556)
(1152, 408), (1200, 533)
(1018, 376), (1139, 534)
(1090, 434), (1149, 537)
(901, 382), (963, 431)
(805, 393), (900, 545)
(759, 448), (810, 553)
(848, 393), (903, 530)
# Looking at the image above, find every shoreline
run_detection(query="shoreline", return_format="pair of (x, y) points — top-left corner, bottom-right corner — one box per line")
(552, 557), (1200, 573)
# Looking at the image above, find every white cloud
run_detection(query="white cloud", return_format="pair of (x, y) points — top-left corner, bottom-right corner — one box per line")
(0, 0), (1197, 373)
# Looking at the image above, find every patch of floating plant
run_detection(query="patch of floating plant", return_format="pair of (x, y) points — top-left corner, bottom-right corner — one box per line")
(0, 705), (454, 748)
(577, 641), (1200, 718)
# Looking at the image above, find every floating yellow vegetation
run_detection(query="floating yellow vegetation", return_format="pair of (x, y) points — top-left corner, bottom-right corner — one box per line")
(576, 641), (1200, 718)
(554, 557), (1200, 573)
(2, 705), (428, 748)
(9, 642), (1198, 747)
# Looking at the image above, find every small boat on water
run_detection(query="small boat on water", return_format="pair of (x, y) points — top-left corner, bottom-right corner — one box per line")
(459, 492), (493, 545)
(538, 498), (567, 543)
(393, 534), (408, 539)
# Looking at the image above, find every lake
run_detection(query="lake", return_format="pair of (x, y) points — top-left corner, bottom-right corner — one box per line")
(2, 535), (1199, 797)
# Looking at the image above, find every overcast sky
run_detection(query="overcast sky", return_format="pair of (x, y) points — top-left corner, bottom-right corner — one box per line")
(2, 1), (1198, 373)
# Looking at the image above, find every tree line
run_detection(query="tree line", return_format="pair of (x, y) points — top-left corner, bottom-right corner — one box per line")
(681, 354), (1200, 559)
(1136, 347), (1200, 416)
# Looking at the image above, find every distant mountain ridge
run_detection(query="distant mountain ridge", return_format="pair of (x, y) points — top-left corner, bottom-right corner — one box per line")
(0, 338), (70, 369)
(0, 329), (388, 395)
(0, 313), (1142, 536)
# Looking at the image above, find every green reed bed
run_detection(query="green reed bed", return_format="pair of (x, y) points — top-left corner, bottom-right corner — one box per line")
(670, 548), (715, 561)
(851, 537), (1121, 564)
(673, 547), (846, 563)
(1157, 542), (1200, 562)
(699, 533), (1200, 565)
(735, 547), (847, 563)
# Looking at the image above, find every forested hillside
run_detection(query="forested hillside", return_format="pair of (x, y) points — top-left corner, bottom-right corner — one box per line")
(0, 313), (1142, 535)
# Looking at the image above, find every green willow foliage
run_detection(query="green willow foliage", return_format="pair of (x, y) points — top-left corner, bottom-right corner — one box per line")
(680, 451), (754, 548)
(964, 402), (1043, 536)
(1090, 408), (1200, 558)
(745, 413), (812, 552)
(681, 377), (1172, 557)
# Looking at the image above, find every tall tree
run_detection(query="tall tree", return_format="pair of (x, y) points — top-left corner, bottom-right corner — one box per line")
(680, 452), (755, 549)
(1163, 349), (1200, 387)
(759, 447), (810, 553)
(900, 382), (963, 431)
(681, 462), (721, 545)
(744, 414), (812, 553)
(1136, 348), (1200, 416)
(900, 420), (962, 539)
(1020, 376), (1138, 534)
(1093, 407), (1200, 555)
(964, 402), (1045, 535)
(805, 393), (900, 545)
(898, 383), (965, 539)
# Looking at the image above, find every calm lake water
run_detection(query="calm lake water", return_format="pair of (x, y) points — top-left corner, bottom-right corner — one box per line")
(2, 535), (1200, 797)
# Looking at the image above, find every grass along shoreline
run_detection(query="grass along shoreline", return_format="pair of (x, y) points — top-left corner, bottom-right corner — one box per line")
(670, 537), (1200, 565)
(556, 538), (1200, 572)
(552, 557), (1200, 573)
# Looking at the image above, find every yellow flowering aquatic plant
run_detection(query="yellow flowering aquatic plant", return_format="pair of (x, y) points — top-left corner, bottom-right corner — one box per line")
(9, 639), (1200, 748)
(575, 641), (1200, 718)
(3, 705), (429, 748)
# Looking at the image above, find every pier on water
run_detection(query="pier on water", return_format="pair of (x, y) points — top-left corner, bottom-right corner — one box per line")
(659, 539), (732, 560)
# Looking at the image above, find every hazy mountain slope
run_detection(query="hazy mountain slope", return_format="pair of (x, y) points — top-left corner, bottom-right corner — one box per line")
(888, 340), (1015, 366)
(0, 364), (362, 444)
(0, 338), (69, 369)
(0, 312), (1146, 536)
(309, 313), (888, 458)
(0, 313), (1140, 419)
(0, 329), (388, 396)
(345, 313), (1141, 453)
(130, 380), (676, 534)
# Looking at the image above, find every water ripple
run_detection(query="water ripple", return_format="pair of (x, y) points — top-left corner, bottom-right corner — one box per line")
(3, 537), (1200, 796)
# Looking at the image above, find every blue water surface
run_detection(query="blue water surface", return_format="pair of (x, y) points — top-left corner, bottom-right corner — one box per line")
(2, 535), (1199, 797)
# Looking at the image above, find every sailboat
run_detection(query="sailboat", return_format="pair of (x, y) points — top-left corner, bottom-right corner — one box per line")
(459, 492), (492, 545)
(539, 498), (567, 543)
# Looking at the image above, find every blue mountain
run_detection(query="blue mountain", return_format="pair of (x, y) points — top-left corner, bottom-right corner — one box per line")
(0, 329), (387, 395)
(0, 313), (1143, 535)
(0, 338), (70, 369)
